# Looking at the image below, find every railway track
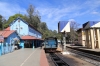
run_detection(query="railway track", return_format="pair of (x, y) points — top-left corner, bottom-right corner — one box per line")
(49, 53), (69, 66)
(66, 47), (100, 66)
(67, 47), (100, 61)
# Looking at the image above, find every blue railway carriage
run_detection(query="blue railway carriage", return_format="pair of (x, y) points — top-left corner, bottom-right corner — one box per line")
(43, 37), (58, 52)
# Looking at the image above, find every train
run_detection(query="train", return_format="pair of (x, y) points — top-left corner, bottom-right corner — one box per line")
(43, 37), (58, 52)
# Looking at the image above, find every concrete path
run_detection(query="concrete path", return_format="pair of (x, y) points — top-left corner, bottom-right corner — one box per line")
(0, 48), (41, 66)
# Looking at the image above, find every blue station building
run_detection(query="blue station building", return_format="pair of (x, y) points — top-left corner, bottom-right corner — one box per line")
(0, 17), (43, 56)
(0, 29), (20, 55)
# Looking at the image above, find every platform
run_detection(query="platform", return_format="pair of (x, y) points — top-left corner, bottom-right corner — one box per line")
(0, 48), (49, 66)
(66, 44), (100, 52)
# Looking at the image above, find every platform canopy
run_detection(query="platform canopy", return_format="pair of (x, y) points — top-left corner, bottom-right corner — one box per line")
(83, 21), (100, 29)
(58, 21), (70, 33)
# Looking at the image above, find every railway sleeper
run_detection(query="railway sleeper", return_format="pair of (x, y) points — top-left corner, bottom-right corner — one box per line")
(67, 48), (100, 61)
(57, 63), (67, 66)
(56, 60), (65, 63)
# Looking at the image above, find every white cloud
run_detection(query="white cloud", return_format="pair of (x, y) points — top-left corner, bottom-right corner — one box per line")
(91, 11), (99, 15)
(85, 0), (100, 9)
(37, 3), (87, 30)
(1, 0), (100, 30)
(68, 19), (75, 22)
(0, 2), (26, 19)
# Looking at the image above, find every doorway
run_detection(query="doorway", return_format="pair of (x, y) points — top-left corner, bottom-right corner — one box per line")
(24, 40), (33, 48)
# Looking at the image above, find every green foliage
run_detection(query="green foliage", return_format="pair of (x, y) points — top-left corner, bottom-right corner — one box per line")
(4, 14), (25, 28)
(66, 21), (79, 43)
(26, 4), (41, 29)
(0, 15), (6, 30)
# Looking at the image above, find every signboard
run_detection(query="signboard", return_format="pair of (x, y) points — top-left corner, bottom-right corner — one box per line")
(58, 21), (70, 33)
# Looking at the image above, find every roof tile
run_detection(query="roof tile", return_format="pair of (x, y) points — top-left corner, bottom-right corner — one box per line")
(21, 35), (37, 40)
(0, 30), (15, 38)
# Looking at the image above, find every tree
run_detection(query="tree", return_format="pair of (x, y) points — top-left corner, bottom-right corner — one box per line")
(0, 15), (6, 30)
(27, 4), (41, 29)
(0, 15), (3, 30)
(40, 22), (48, 31)
(4, 14), (25, 28)
(27, 4), (34, 23)
(68, 21), (80, 44)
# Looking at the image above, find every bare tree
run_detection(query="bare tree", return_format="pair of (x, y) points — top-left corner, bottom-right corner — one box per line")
(69, 21), (80, 44)
(0, 15), (6, 30)
(27, 4), (35, 23)
(27, 4), (34, 16)
(27, 5), (41, 29)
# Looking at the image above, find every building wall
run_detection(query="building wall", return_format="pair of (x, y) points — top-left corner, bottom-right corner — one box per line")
(6, 31), (19, 44)
(10, 18), (42, 38)
(78, 32), (82, 44)
(84, 28), (100, 49)
(82, 30), (86, 47)
(77, 29), (86, 46)
(10, 19), (28, 36)
(1, 31), (20, 54)
(28, 26), (42, 38)
(77, 30), (82, 45)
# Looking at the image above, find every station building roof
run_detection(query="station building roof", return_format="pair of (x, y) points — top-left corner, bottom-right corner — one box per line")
(21, 35), (43, 40)
(0, 30), (16, 42)
(0, 30), (15, 38)
(21, 35), (37, 40)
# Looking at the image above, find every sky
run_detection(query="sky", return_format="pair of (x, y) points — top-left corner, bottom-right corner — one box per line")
(0, 0), (100, 31)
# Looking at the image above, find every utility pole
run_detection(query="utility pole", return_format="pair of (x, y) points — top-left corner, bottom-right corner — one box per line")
(18, 19), (20, 36)
(61, 31), (70, 55)
(18, 11), (20, 36)
(63, 31), (66, 51)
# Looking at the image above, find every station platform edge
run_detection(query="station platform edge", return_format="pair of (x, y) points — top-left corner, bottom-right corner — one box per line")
(40, 49), (49, 66)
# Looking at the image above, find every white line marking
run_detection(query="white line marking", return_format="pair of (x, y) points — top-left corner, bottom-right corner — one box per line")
(20, 49), (37, 66)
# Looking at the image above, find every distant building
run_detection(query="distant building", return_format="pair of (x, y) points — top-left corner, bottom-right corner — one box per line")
(83, 21), (100, 49)
(77, 28), (86, 47)
(58, 21), (70, 33)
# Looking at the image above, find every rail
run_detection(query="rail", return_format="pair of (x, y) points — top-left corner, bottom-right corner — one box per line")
(67, 48), (100, 61)
(49, 53), (69, 66)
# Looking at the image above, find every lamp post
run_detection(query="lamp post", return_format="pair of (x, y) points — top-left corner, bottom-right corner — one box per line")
(61, 31), (70, 55)
(63, 31), (66, 51)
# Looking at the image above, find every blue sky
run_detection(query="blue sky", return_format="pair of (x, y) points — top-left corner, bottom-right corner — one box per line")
(0, 0), (100, 31)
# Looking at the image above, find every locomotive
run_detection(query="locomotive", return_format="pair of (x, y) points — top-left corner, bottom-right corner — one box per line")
(43, 37), (58, 52)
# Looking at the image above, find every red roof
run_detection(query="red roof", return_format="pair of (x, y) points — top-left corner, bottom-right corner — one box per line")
(21, 35), (37, 40)
(0, 30), (15, 38)
(4, 27), (10, 30)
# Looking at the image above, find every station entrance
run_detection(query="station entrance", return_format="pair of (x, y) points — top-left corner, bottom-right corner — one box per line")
(24, 40), (39, 48)
(21, 35), (43, 48)
(24, 40), (33, 48)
